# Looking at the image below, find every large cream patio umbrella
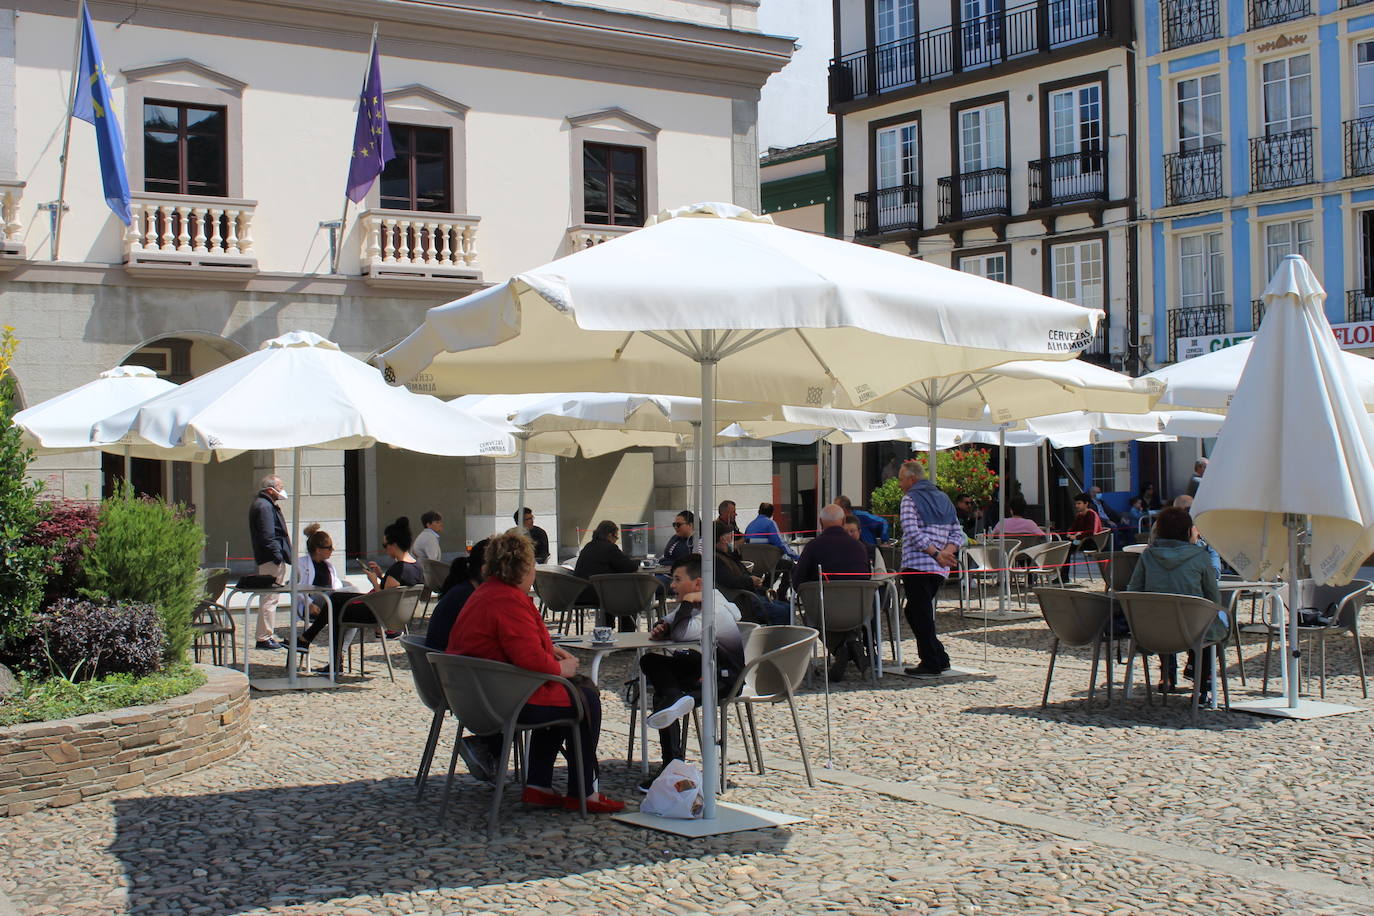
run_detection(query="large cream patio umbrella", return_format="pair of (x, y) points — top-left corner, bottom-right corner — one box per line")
(93, 331), (516, 690)
(1193, 255), (1374, 717)
(12, 365), (176, 463)
(376, 202), (1103, 822)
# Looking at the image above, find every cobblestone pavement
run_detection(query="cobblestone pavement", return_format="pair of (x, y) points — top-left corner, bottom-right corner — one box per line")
(1, 586), (1371, 915)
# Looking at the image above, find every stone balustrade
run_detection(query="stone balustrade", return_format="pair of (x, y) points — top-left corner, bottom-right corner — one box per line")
(0, 180), (25, 266)
(359, 209), (480, 284)
(566, 223), (636, 252)
(124, 192), (258, 275)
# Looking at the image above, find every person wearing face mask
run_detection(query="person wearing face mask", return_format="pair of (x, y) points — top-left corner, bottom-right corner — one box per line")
(248, 474), (292, 650)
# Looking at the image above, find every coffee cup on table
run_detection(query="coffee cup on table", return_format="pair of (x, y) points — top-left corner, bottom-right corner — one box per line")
(591, 626), (614, 644)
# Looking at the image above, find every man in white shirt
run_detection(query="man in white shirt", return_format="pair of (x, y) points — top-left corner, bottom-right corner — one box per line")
(412, 510), (443, 562)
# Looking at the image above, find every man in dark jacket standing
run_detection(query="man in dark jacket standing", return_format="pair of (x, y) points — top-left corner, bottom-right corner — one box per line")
(248, 475), (291, 649)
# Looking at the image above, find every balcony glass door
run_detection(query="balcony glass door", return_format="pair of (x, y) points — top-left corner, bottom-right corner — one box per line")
(959, 252), (1007, 283)
(875, 0), (916, 89)
(1262, 55), (1312, 135)
(1178, 231), (1225, 310)
(1360, 43), (1374, 119)
(1176, 74), (1222, 151)
(1050, 0), (1099, 45)
(962, 0), (1003, 68)
(959, 104), (1006, 217)
(875, 122), (920, 231)
(1049, 84), (1102, 200)
(1264, 219), (1314, 279)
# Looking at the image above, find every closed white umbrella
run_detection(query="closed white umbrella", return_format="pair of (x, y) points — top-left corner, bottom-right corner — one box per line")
(13, 365), (176, 455)
(376, 202), (1103, 823)
(1193, 255), (1374, 717)
(94, 331), (516, 690)
(1147, 338), (1374, 413)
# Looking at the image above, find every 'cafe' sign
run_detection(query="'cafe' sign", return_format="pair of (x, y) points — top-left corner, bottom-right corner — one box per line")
(1178, 319), (1374, 360)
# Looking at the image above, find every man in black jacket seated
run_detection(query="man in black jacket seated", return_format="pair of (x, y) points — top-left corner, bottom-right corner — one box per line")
(573, 520), (641, 630)
(793, 503), (874, 680)
(247, 475), (292, 650)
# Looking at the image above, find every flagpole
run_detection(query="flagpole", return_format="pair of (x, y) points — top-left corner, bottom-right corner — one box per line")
(331, 23), (379, 275)
(51, 0), (87, 262)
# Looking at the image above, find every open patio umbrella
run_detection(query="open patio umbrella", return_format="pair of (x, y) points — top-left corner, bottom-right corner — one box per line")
(13, 365), (176, 461)
(376, 202), (1103, 823)
(1193, 255), (1374, 717)
(1146, 338), (1374, 413)
(93, 331), (516, 690)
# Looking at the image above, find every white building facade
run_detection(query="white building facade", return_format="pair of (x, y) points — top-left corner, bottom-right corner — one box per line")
(0, 0), (788, 567)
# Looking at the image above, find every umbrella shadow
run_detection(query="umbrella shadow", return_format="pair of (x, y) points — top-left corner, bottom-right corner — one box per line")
(962, 697), (1269, 731)
(110, 774), (793, 915)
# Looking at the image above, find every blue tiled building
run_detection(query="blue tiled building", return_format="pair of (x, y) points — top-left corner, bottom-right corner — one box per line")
(1139, 0), (1374, 364)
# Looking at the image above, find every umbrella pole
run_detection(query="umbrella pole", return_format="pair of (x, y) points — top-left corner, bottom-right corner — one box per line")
(287, 448), (302, 687)
(698, 344), (719, 819)
(1287, 515), (1301, 708)
(516, 434), (528, 533)
(689, 421), (701, 515)
(1042, 441), (1051, 532)
(927, 403), (938, 487)
(123, 445), (131, 486)
(998, 426), (1007, 626)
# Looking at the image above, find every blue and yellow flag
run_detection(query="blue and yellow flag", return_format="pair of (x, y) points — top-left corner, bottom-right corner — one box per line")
(72, 2), (131, 225)
(345, 39), (395, 203)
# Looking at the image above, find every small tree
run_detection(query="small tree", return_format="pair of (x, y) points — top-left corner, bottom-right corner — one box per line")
(912, 447), (999, 504)
(869, 476), (904, 522)
(81, 485), (204, 665)
(0, 328), (53, 651)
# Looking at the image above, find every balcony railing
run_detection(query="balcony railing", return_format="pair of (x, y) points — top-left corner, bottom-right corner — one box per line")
(360, 209), (480, 283)
(0, 180), (24, 265)
(1343, 0), (1374, 7)
(1349, 289), (1374, 323)
(566, 223), (636, 252)
(854, 184), (922, 237)
(828, 0), (1109, 104)
(1163, 146), (1224, 206)
(124, 193), (257, 274)
(1345, 118), (1374, 178)
(1083, 324), (1110, 363)
(938, 168), (1010, 223)
(1249, 0), (1310, 28)
(1028, 151), (1107, 209)
(1252, 298), (1266, 328)
(1168, 303), (1229, 360)
(1250, 128), (1314, 192)
(1161, 0), (1222, 50)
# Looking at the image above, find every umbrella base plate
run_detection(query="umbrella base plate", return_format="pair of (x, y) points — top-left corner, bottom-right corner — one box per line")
(957, 609), (1039, 622)
(1230, 697), (1364, 719)
(614, 801), (804, 837)
(249, 676), (339, 692)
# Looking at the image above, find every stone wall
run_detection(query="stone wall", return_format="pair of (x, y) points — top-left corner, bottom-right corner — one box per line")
(0, 666), (249, 817)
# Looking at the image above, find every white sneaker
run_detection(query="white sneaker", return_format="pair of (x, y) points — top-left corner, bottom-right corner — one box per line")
(646, 694), (695, 730)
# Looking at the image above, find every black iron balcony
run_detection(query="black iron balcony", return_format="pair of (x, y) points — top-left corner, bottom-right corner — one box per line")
(937, 168), (1010, 223)
(1346, 118), (1374, 178)
(1163, 146), (1224, 205)
(1028, 151), (1106, 209)
(1252, 298), (1266, 329)
(828, 0), (1109, 104)
(1349, 289), (1374, 323)
(854, 184), (922, 237)
(1344, 0), (1374, 7)
(1168, 303), (1229, 360)
(1249, 0), (1310, 29)
(1250, 128), (1314, 192)
(1082, 324), (1111, 364)
(1161, 0), (1222, 50)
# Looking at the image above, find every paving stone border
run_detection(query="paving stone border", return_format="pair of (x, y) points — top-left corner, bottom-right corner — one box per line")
(0, 665), (248, 817)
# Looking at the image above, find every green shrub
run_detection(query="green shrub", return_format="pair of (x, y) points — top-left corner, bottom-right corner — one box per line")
(0, 663), (206, 727)
(869, 477), (904, 522)
(913, 447), (999, 504)
(0, 331), (53, 653)
(80, 485), (204, 666)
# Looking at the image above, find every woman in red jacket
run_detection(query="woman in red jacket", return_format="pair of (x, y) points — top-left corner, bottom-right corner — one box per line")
(448, 530), (623, 814)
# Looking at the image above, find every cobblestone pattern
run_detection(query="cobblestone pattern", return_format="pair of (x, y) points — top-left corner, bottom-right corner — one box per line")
(0, 665), (248, 818)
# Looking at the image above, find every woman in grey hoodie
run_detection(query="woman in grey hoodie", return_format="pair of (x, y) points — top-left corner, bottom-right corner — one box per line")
(1127, 507), (1226, 696)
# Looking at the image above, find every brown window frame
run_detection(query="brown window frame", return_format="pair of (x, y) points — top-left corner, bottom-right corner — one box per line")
(379, 123), (454, 213)
(582, 141), (646, 227)
(142, 99), (228, 197)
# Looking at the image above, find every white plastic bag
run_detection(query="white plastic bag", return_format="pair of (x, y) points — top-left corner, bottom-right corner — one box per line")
(639, 759), (704, 819)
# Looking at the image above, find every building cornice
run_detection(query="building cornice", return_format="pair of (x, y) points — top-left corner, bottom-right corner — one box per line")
(53, 0), (794, 98)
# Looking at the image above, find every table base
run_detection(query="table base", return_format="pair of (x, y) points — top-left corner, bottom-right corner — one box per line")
(249, 675), (340, 692)
(1230, 697), (1364, 720)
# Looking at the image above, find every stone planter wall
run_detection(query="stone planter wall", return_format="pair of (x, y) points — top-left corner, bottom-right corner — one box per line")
(0, 665), (249, 816)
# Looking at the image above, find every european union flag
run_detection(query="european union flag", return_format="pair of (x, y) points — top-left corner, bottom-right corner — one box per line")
(345, 40), (395, 204)
(71, 2), (131, 225)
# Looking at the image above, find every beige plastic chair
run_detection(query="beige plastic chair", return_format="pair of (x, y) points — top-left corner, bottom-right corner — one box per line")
(794, 580), (885, 684)
(427, 652), (589, 834)
(590, 572), (663, 631)
(1033, 587), (1114, 707)
(738, 542), (784, 591)
(340, 585), (425, 681)
(720, 625), (819, 788)
(1015, 541), (1072, 595)
(1117, 590), (1231, 720)
(961, 545), (1010, 612)
(1241, 578), (1371, 698)
(401, 635), (450, 800)
(534, 566), (595, 635)
(191, 568), (236, 666)
(419, 559), (452, 621)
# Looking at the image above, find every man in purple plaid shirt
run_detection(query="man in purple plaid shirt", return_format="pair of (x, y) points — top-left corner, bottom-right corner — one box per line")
(898, 459), (963, 676)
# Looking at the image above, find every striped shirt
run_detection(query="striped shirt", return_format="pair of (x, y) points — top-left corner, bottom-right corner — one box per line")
(899, 489), (965, 578)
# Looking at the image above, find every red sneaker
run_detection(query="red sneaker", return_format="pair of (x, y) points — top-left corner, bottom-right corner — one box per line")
(520, 786), (563, 808)
(564, 792), (625, 814)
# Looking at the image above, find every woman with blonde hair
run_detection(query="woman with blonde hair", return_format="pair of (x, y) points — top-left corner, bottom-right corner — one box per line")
(448, 530), (623, 813)
(293, 523), (347, 620)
